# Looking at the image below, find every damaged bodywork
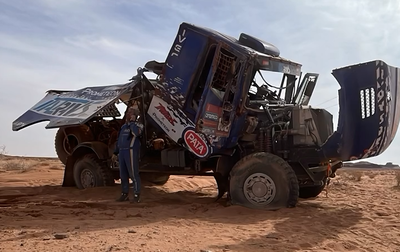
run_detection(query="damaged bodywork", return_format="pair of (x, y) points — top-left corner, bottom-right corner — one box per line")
(12, 22), (400, 210)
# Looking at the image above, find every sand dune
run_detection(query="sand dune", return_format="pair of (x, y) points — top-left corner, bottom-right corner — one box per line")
(1, 155), (400, 252)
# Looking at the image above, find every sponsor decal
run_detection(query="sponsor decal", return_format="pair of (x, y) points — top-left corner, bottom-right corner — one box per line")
(205, 103), (220, 114)
(81, 88), (120, 97)
(155, 103), (178, 126)
(204, 112), (218, 121)
(201, 103), (231, 137)
(201, 127), (216, 135)
(183, 129), (209, 158)
(148, 95), (194, 143)
(217, 118), (230, 133)
(170, 29), (186, 57)
(362, 61), (390, 158)
(32, 97), (103, 118)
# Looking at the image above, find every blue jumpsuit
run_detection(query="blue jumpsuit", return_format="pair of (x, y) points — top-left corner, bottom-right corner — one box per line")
(114, 122), (142, 195)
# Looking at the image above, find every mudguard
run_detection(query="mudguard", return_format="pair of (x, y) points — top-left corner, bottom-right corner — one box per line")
(321, 60), (400, 161)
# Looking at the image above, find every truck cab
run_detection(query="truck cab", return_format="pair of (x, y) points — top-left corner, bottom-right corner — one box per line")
(146, 22), (312, 157)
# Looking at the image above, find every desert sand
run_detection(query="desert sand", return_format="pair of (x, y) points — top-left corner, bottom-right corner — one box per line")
(1, 155), (400, 252)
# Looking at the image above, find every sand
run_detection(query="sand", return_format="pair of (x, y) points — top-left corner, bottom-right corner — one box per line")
(1, 155), (400, 252)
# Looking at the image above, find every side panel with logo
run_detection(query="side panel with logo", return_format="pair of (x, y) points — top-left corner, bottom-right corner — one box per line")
(12, 83), (132, 131)
(147, 95), (213, 158)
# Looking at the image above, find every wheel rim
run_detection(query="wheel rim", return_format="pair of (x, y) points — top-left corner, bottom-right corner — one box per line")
(80, 168), (96, 188)
(243, 172), (276, 205)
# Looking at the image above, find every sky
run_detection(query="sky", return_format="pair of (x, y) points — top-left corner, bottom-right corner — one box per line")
(1, 0), (400, 165)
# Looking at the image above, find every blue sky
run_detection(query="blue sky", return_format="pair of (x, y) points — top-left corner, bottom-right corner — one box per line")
(1, 0), (400, 165)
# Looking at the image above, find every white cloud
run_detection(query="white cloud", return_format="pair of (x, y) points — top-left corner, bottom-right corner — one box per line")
(1, 0), (400, 165)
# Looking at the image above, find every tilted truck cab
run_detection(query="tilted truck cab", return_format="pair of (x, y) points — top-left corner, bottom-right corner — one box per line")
(12, 22), (400, 210)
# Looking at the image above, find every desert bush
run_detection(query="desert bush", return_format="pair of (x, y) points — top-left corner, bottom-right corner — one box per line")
(394, 171), (400, 187)
(0, 145), (6, 159)
(0, 159), (36, 173)
(49, 164), (63, 170)
(342, 170), (363, 181)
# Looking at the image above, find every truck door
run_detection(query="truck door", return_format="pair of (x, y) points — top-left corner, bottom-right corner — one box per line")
(194, 45), (243, 148)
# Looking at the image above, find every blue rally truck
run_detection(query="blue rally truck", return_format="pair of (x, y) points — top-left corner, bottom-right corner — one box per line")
(13, 22), (400, 210)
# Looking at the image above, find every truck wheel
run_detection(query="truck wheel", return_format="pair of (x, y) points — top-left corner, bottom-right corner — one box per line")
(73, 154), (115, 189)
(55, 126), (93, 165)
(141, 173), (170, 185)
(229, 152), (299, 210)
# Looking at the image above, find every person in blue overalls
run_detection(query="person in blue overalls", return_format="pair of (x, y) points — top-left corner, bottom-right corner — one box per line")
(113, 106), (142, 203)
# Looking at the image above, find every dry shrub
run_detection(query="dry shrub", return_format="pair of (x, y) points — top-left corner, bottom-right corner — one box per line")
(0, 159), (37, 173)
(49, 165), (63, 170)
(342, 170), (363, 181)
(394, 170), (400, 187)
(367, 172), (378, 179)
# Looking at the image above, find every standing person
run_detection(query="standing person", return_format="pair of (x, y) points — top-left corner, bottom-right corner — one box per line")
(113, 106), (142, 203)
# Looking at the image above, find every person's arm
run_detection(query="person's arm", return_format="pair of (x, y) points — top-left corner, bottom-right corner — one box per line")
(135, 122), (144, 136)
(129, 123), (140, 137)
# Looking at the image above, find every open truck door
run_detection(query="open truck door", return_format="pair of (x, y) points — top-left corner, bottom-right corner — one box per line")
(321, 60), (400, 162)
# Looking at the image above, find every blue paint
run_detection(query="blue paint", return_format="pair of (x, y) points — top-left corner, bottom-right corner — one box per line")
(321, 60), (400, 161)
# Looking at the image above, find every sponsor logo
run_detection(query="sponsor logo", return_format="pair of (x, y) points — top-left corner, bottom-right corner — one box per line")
(32, 97), (102, 117)
(362, 61), (390, 158)
(217, 118), (230, 133)
(155, 103), (178, 126)
(201, 127), (216, 135)
(183, 129), (209, 157)
(204, 112), (218, 121)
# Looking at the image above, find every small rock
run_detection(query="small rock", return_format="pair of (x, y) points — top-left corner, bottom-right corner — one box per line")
(128, 230), (137, 234)
(126, 213), (143, 218)
(74, 226), (80, 230)
(266, 233), (279, 239)
(376, 211), (390, 217)
(43, 237), (51, 241)
(18, 230), (27, 235)
(54, 233), (69, 239)
(105, 245), (119, 252)
(200, 250), (212, 252)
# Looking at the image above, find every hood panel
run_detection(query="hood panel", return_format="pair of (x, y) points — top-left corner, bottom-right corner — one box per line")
(12, 83), (135, 131)
(321, 60), (400, 161)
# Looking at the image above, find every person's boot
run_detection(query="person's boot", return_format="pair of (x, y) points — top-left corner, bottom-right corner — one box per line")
(116, 193), (129, 202)
(130, 193), (140, 203)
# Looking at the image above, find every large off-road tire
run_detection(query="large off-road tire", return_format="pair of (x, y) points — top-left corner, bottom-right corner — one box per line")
(55, 126), (93, 165)
(229, 152), (299, 210)
(141, 172), (170, 185)
(73, 154), (115, 189)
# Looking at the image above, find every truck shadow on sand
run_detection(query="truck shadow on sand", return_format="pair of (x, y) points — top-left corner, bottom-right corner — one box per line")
(0, 182), (362, 250)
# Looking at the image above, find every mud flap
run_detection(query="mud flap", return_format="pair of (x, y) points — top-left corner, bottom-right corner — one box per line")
(321, 60), (400, 161)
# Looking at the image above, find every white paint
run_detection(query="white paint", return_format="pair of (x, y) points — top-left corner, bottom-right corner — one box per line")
(170, 29), (186, 57)
(147, 95), (194, 143)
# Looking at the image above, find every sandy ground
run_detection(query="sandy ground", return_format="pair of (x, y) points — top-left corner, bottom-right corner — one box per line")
(1, 156), (400, 252)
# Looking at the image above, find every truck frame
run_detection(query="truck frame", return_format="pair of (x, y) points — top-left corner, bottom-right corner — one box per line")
(13, 22), (400, 210)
